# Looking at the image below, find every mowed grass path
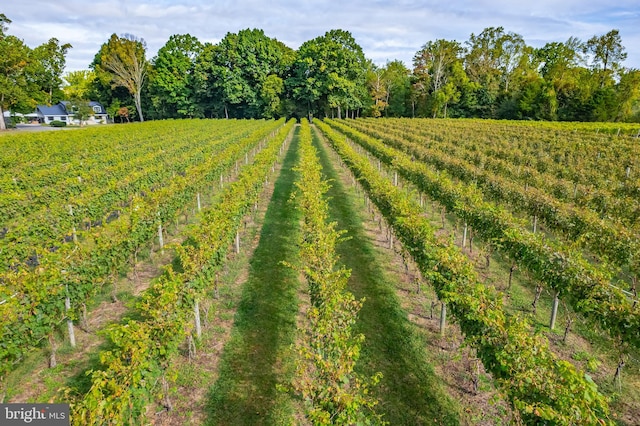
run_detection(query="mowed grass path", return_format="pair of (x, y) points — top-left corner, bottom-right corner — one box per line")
(312, 126), (461, 425)
(206, 129), (301, 425)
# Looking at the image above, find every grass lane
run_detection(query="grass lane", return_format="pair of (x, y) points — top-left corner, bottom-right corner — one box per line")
(205, 128), (301, 425)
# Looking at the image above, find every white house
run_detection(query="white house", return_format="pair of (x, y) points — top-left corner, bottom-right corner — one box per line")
(36, 101), (108, 125)
(36, 103), (69, 124)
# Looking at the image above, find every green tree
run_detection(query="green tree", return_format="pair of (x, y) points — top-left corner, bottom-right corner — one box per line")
(63, 70), (96, 100)
(260, 73), (285, 118)
(147, 34), (203, 119)
(381, 60), (411, 117)
(0, 15), (37, 130)
(68, 100), (94, 126)
(96, 33), (148, 121)
(32, 38), (72, 105)
(586, 29), (627, 84)
(464, 27), (527, 117)
(615, 69), (640, 121)
(413, 39), (465, 117)
(536, 38), (585, 118)
(510, 76), (557, 120)
(290, 29), (367, 119)
(194, 29), (293, 119)
(366, 61), (388, 117)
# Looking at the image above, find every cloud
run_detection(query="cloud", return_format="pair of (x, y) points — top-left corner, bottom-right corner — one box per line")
(2, 0), (639, 71)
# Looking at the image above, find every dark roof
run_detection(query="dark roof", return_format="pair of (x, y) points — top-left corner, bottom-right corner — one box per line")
(36, 101), (107, 116)
(37, 104), (68, 116)
(89, 101), (106, 114)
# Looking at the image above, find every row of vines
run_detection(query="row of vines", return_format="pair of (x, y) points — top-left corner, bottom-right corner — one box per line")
(67, 118), (296, 424)
(288, 119), (383, 424)
(314, 119), (613, 424)
(0, 119), (285, 379)
(324, 119), (640, 352)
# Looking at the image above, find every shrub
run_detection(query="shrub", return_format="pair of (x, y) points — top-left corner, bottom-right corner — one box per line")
(50, 120), (67, 127)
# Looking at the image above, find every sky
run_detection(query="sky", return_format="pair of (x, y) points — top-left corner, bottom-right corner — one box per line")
(2, 0), (640, 72)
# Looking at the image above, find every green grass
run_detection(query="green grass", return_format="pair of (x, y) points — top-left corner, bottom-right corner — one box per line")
(205, 130), (301, 426)
(311, 126), (461, 425)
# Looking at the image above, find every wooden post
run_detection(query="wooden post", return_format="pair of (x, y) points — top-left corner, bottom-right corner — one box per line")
(549, 292), (559, 330)
(532, 215), (538, 234)
(440, 302), (447, 336)
(508, 263), (517, 290)
(393, 171), (398, 187)
(194, 300), (202, 339)
(235, 231), (240, 254)
(65, 287), (76, 348)
(68, 205), (78, 243)
(158, 223), (164, 253)
(462, 222), (468, 248)
(197, 193), (201, 212)
(220, 174), (223, 189)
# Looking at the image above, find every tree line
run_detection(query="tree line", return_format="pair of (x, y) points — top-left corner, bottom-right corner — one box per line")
(1, 11), (639, 129)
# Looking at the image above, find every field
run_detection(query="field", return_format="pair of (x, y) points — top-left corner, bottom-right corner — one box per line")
(1, 118), (639, 425)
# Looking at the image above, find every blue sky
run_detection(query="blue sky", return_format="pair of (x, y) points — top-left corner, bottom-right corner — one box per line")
(3, 0), (639, 72)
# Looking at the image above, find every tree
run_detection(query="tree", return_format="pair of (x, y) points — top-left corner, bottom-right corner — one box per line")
(97, 34), (147, 122)
(63, 70), (96, 100)
(413, 39), (464, 117)
(0, 15), (35, 130)
(194, 29), (293, 119)
(260, 74), (285, 118)
(464, 27), (527, 117)
(614, 69), (640, 121)
(69, 100), (94, 126)
(290, 29), (367, 119)
(366, 61), (388, 117)
(586, 29), (627, 76)
(148, 34), (203, 119)
(32, 38), (72, 105)
(380, 60), (411, 117)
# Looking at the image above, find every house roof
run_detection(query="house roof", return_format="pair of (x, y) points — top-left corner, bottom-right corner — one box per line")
(89, 101), (106, 114)
(35, 101), (108, 117)
(37, 104), (68, 116)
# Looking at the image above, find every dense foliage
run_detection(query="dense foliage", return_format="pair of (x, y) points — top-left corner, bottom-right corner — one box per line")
(3, 12), (639, 126)
(0, 14), (71, 129)
(79, 26), (640, 123)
